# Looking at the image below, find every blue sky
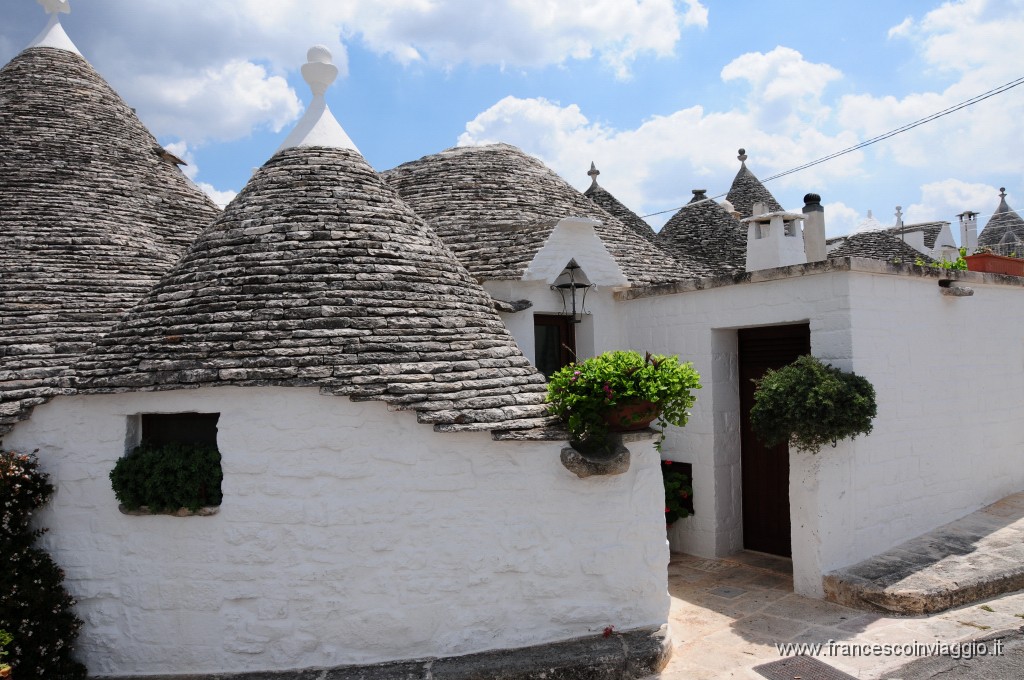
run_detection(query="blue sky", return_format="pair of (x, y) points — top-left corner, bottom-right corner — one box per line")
(2, 0), (1021, 236)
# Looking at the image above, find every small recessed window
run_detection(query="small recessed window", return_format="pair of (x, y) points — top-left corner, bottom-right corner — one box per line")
(112, 412), (222, 515)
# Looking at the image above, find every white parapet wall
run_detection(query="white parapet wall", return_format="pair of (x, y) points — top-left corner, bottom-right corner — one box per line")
(5, 387), (669, 676)
(618, 260), (1024, 598)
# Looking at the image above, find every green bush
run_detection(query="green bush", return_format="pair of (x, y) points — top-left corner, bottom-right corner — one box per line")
(110, 441), (223, 512)
(661, 460), (693, 525)
(750, 355), (877, 454)
(0, 450), (87, 679)
(546, 350), (701, 451)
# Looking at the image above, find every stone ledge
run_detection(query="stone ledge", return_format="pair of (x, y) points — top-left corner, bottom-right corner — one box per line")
(93, 625), (671, 680)
(118, 504), (219, 517)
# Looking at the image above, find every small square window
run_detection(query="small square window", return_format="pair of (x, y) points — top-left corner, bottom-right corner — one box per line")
(140, 413), (219, 447)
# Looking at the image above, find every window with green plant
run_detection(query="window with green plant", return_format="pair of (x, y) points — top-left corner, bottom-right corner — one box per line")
(546, 350), (701, 452)
(110, 412), (223, 513)
(0, 450), (87, 679)
(749, 355), (877, 454)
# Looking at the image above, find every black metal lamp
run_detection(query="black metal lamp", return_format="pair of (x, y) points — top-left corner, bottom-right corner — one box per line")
(551, 262), (594, 324)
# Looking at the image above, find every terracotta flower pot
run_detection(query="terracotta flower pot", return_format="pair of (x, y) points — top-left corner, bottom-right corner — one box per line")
(965, 253), (1024, 276)
(604, 400), (660, 431)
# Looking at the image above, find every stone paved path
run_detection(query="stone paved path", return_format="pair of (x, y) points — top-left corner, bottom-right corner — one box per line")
(644, 551), (1024, 679)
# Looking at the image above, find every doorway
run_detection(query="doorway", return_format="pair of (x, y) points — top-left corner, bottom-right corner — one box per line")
(738, 324), (810, 557)
(533, 314), (576, 378)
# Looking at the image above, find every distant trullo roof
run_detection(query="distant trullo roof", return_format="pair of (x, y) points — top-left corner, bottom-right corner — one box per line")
(655, 190), (747, 275)
(725, 148), (783, 219)
(826, 231), (932, 264)
(977, 188), (1024, 249)
(73, 47), (553, 435)
(582, 162), (657, 243)
(382, 144), (713, 284)
(0, 9), (220, 439)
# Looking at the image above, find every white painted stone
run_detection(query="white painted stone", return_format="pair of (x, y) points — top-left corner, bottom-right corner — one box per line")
(620, 265), (1024, 597)
(28, 12), (81, 55)
(277, 46), (359, 154)
(744, 211), (807, 272)
(522, 217), (628, 287)
(6, 387), (668, 676)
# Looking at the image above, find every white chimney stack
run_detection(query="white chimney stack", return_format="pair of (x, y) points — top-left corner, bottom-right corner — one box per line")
(802, 193), (826, 263)
(957, 211), (979, 254)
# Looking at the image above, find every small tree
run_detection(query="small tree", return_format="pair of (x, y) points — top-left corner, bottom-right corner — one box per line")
(750, 355), (877, 454)
(0, 450), (87, 679)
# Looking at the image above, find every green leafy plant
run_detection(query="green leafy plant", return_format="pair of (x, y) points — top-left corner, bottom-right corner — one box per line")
(546, 350), (701, 452)
(662, 460), (693, 525)
(0, 629), (11, 678)
(749, 355), (877, 454)
(916, 247), (968, 270)
(110, 441), (223, 512)
(0, 450), (87, 680)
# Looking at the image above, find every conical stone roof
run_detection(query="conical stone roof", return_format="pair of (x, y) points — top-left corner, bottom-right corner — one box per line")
(656, 190), (747, 275)
(826, 231), (932, 264)
(382, 144), (712, 283)
(583, 162), (657, 243)
(978, 188), (1024, 249)
(725, 149), (783, 219)
(0, 42), (220, 438)
(73, 144), (553, 433)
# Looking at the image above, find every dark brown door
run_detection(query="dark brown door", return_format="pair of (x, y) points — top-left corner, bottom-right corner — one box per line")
(533, 314), (576, 378)
(738, 324), (810, 557)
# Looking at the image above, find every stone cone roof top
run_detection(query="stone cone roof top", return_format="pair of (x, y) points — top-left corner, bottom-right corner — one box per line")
(382, 144), (712, 284)
(888, 222), (946, 250)
(655, 190), (747, 275)
(74, 145), (554, 434)
(583, 163), (657, 243)
(725, 149), (783, 219)
(978, 189), (1024, 248)
(826, 231), (932, 264)
(0, 46), (220, 439)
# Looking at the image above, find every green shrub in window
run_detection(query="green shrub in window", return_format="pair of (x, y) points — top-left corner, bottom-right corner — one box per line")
(110, 441), (223, 512)
(750, 355), (877, 454)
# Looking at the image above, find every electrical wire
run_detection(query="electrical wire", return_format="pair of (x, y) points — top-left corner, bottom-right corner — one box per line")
(639, 75), (1024, 219)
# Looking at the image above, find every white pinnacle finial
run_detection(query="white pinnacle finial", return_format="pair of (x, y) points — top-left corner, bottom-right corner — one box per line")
(301, 45), (338, 97)
(28, 0), (80, 54)
(276, 45), (358, 154)
(39, 0), (70, 14)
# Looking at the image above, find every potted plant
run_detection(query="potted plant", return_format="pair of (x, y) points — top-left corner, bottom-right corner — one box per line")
(110, 441), (223, 513)
(965, 247), (1024, 276)
(749, 355), (877, 454)
(546, 350), (701, 453)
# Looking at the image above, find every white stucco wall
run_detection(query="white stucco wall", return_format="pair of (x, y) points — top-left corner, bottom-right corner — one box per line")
(621, 265), (1024, 598)
(6, 387), (669, 676)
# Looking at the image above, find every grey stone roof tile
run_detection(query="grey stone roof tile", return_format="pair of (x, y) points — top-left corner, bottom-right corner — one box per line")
(582, 164), (657, 243)
(826, 231), (933, 264)
(382, 144), (712, 283)
(725, 150), (783, 219)
(73, 147), (555, 433)
(0, 47), (220, 439)
(655, 190), (747, 275)
(978, 189), (1024, 248)
(888, 222), (946, 250)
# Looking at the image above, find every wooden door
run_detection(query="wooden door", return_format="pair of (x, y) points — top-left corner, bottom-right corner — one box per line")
(738, 324), (810, 557)
(533, 314), (576, 378)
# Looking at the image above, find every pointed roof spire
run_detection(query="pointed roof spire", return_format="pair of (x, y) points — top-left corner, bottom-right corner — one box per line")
(978, 186), (1024, 249)
(276, 45), (358, 153)
(587, 161), (600, 189)
(577, 159), (658, 244)
(725, 147), (782, 219)
(28, 0), (81, 55)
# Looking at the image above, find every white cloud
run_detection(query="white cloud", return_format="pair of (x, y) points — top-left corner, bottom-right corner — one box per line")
(458, 48), (860, 221)
(681, 0), (709, 28)
(837, 0), (1024, 175)
(136, 61), (301, 144)
(887, 17), (913, 39)
(822, 202), (863, 237)
(903, 179), (998, 225)
(163, 141), (237, 209)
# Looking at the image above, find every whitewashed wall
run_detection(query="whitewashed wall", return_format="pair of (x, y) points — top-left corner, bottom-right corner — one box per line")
(621, 263), (1024, 597)
(6, 387), (669, 676)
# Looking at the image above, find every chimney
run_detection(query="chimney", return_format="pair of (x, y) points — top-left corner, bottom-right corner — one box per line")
(802, 193), (826, 262)
(957, 211), (979, 254)
(744, 210), (807, 272)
